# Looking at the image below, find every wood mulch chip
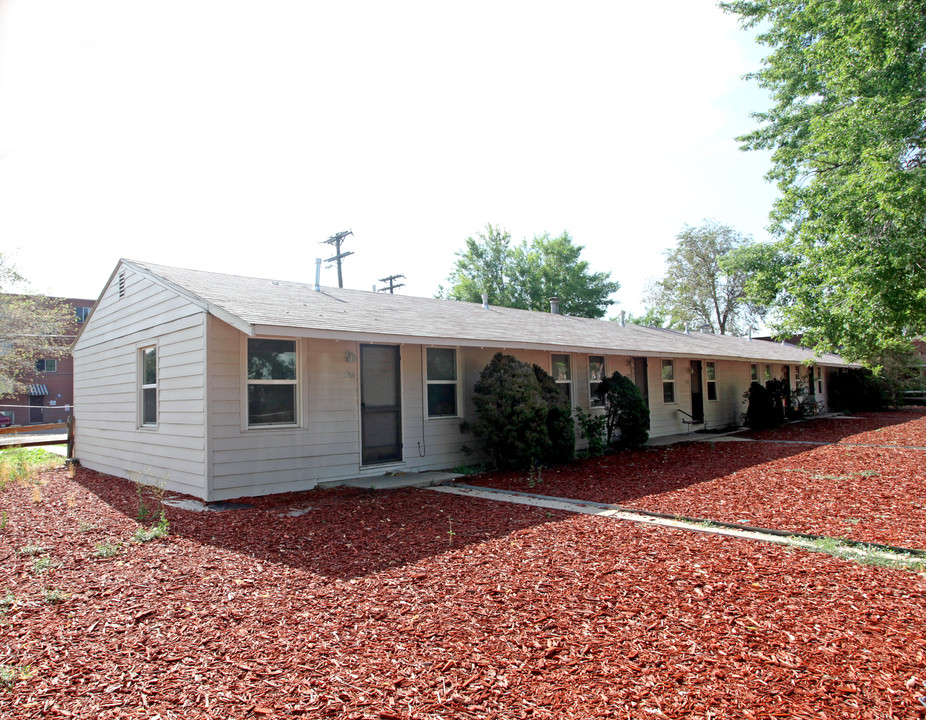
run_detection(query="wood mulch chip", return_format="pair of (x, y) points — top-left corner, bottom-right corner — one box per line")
(1, 410), (925, 718)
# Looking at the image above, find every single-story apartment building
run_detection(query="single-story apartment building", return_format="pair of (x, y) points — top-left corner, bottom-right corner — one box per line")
(73, 260), (848, 502)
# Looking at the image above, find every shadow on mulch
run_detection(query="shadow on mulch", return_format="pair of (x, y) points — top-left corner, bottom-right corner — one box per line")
(74, 467), (571, 580)
(735, 409), (924, 443)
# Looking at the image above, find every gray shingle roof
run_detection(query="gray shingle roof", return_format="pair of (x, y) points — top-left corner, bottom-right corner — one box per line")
(124, 260), (848, 366)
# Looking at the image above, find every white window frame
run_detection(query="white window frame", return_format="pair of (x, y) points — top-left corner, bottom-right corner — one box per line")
(706, 361), (718, 401)
(588, 355), (606, 408)
(36, 359), (57, 373)
(75, 307), (91, 323)
(551, 353), (573, 405)
(425, 346), (461, 419)
(244, 337), (299, 429)
(139, 345), (157, 428)
(816, 366), (823, 395)
(661, 359), (676, 404)
(750, 363), (759, 382)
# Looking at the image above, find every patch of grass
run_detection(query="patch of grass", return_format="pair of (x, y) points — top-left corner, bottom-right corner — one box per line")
(786, 536), (925, 572)
(0, 591), (17, 611)
(451, 464), (486, 476)
(0, 447), (63, 490)
(16, 544), (45, 557)
(77, 521), (98, 534)
(0, 511), (7, 531)
(41, 589), (67, 604)
(786, 468), (880, 482)
(93, 540), (121, 558)
(31, 557), (57, 574)
(0, 664), (33, 689)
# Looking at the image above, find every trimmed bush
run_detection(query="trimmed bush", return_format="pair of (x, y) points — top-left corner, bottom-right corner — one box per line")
(594, 371), (649, 448)
(470, 353), (574, 470)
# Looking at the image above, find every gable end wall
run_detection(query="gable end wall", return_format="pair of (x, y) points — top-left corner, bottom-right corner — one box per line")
(73, 268), (208, 497)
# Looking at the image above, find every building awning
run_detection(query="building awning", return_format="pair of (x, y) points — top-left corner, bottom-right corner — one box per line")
(28, 384), (48, 396)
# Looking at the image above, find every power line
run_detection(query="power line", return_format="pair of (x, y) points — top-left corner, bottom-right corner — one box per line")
(377, 274), (406, 294)
(321, 230), (354, 288)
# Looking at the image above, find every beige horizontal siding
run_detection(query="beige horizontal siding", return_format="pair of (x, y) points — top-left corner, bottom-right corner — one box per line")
(74, 267), (208, 497)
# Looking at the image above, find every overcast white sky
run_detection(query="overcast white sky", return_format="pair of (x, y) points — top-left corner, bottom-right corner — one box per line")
(0, 0), (776, 316)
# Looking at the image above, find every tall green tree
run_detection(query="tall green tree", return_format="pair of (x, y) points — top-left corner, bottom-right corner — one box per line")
(0, 253), (75, 397)
(439, 224), (620, 319)
(644, 220), (759, 335)
(624, 307), (671, 328)
(721, 0), (926, 362)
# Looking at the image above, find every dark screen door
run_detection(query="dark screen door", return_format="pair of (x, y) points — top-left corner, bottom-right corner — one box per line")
(690, 360), (704, 423)
(360, 345), (402, 465)
(633, 357), (649, 406)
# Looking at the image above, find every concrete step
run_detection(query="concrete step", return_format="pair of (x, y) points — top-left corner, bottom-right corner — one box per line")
(317, 471), (463, 491)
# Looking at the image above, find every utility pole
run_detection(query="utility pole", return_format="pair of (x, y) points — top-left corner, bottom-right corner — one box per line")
(321, 230), (354, 288)
(377, 274), (406, 294)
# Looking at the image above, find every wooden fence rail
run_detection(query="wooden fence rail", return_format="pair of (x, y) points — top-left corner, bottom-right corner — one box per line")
(0, 417), (74, 457)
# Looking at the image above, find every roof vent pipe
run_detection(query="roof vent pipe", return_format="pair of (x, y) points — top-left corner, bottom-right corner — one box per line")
(482, 293), (489, 309)
(620, 310), (626, 327)
(550, 297), (560, 315)
(314, 258), (322, 292)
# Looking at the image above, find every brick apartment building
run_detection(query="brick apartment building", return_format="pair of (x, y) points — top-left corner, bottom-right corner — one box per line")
(1, 297), (95, 425)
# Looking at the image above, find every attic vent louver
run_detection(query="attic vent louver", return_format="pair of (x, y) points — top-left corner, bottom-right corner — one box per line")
(118, 271), (126, 299)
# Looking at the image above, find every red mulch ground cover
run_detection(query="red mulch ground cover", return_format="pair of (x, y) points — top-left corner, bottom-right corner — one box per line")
(737, 410), (926, 447)
(468, 411), (926, 549)
(1, 414), (925, 718)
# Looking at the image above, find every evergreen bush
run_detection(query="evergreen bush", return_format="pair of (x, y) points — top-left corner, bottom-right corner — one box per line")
(470, 353), (575, 470)
(594, 371), (649, 448)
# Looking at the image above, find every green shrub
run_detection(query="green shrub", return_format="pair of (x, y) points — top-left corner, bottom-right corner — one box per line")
(575, 408), (607, 456)
(470, 353), (575, 470)
(595, 371), (650, 448)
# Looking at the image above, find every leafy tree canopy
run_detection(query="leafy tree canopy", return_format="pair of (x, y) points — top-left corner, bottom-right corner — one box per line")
(0, 252), (75, 397)
(644, 220), (760, 335)
(439, 224), (620, 319)
(721, 0), (926, 363)
(623, 307), (671, 328)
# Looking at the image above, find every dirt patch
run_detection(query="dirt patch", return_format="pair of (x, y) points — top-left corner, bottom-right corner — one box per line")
(0, 416), (925, 718)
